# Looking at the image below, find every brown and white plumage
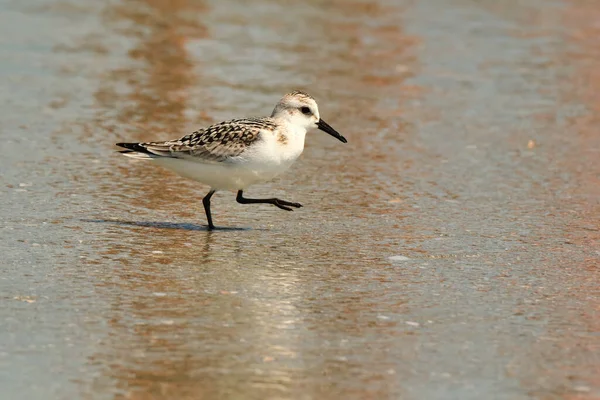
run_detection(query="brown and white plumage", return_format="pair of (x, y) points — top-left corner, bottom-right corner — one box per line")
(118, 117), (277, 163)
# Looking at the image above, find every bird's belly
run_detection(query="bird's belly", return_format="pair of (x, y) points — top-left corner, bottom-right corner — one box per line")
(153, 158), (291, 190)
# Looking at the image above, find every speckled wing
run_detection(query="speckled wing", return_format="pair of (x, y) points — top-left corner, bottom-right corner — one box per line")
(119, 118), (277, 163)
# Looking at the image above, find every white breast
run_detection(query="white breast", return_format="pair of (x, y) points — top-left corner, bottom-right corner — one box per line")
(238, 126), (306, 179)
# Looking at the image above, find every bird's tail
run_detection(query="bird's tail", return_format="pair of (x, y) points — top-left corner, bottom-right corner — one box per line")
(116, 142), (155, 160)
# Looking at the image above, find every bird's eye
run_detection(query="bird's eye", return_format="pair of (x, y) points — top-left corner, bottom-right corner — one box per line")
(300, 106), (311, 115)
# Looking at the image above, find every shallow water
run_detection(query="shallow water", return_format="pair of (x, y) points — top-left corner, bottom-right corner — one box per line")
(1, 0), (599, 399)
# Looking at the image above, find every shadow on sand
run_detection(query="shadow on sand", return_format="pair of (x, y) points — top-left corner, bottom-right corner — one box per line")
(81, 219), (253, 232)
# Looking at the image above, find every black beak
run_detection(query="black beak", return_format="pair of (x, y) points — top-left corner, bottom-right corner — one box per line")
(317, 119), (347, 143)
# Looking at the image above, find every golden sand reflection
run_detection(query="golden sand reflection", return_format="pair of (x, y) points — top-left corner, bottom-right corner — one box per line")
(93, 0), (210, 215)
(79, 0), (219, 398)
(48, 0), (429, 397)
(78, 0), (423, 398)
(98, 0), (207, 135)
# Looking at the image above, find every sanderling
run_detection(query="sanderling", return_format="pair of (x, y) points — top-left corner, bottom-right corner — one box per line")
(116, 90), (347, 229)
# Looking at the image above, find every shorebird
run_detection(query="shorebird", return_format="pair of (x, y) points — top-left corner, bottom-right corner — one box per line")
(116, 90), (347, 229)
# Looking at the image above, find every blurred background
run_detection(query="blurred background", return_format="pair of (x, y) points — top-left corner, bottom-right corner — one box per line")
(0, 0), (598, 399)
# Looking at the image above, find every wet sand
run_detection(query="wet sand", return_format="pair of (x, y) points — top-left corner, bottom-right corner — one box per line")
(0, 0), (598, 399)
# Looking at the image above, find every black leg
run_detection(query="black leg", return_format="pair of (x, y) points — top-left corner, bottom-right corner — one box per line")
(202, 190), (216, 230)
(236, 190), (302, 211)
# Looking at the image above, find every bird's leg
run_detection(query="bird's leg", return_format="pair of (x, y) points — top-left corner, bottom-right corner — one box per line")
(236, 190), (302, 211)
(202, 190), (216, 229)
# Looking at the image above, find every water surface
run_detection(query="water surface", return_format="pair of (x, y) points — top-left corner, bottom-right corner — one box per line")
(0, 0), (598, 399)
